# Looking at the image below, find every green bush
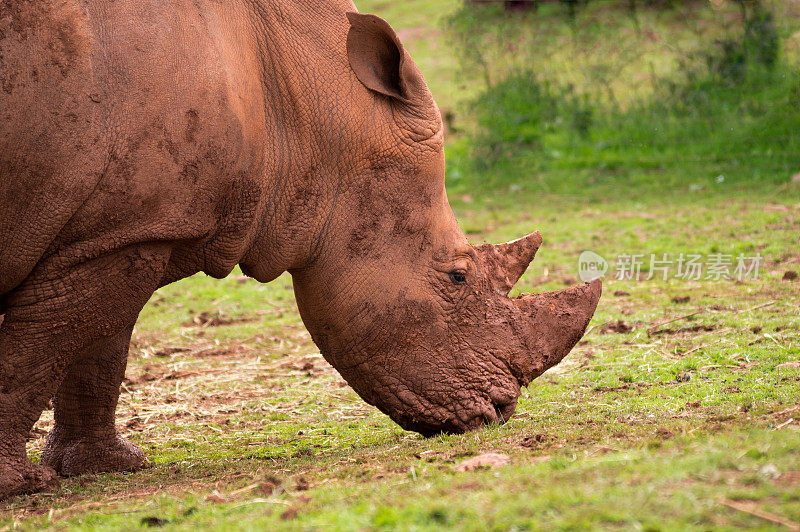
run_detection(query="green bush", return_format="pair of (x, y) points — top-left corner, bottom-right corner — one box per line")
(470, 71), (594, 166)
(709, 2), (780, 82)
(446, 0), (800, 193)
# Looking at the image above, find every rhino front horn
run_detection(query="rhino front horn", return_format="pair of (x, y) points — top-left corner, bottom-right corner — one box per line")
(476, 231), (543, 295)
(510, 278), (602, 385)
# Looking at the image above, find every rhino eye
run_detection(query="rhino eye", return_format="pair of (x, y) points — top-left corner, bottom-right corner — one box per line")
(448, 271), (467, 284)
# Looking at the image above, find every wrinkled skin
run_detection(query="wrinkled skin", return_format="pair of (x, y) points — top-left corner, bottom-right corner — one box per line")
(0, 0), (600, 499)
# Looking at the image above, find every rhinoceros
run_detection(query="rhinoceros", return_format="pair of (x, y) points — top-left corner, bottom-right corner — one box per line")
(0, 0), (601, 498)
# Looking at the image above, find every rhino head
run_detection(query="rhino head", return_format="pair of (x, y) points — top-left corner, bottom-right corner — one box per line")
(288, 13), (601, 435)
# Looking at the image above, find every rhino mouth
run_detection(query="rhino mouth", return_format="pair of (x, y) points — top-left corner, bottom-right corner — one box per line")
(493, 398), (518, 425)
(376, 390), (520, 437)
(392, 404), (516, 437)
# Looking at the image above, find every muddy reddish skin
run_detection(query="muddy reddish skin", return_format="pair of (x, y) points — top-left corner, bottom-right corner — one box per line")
(0, 0), (601, 499)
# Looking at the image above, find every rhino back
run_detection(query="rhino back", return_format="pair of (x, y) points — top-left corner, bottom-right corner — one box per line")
(1, 0), (271, 292)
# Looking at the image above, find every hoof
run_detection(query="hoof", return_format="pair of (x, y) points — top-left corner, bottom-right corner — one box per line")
(41, 433), (149, 477)
(0, 461), (59, 500)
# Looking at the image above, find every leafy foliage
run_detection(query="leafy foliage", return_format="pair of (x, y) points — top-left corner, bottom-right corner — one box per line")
(445, 0), (800, 192)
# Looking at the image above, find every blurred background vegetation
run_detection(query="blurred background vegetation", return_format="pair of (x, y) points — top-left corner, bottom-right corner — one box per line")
(366, 0), (800, 199)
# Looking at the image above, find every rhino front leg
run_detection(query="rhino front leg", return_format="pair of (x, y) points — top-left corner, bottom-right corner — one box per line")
(41, 325), (148, 476)
(0, 245), (169, 499)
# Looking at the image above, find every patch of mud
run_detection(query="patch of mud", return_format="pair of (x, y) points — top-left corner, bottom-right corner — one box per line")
(592, 382), (652, 394)
(151, 347), (190, 357)
(183, 310), (256, 327)
(600, 320), (634, 334)
(520, 434), (550, 447)
(651, 324), (716, 336)
(455, 453), (510, 471)
(776, 470), (800, 487)
(280, 495), (311, 520)
(654, 427), (674, 439)
(276, 356), (330, 376)
(132, 344), (251, 362)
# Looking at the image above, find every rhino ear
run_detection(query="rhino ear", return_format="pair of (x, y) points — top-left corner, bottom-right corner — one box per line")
(346, 12), (410, 101)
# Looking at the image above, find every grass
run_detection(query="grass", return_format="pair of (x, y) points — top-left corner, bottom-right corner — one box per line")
(3, 185), (798, 531)
(3, 0), (800, 530)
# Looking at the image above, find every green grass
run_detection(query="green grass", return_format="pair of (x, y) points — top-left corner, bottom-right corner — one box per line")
(3, 186), (798, 531)
(3, 1), (800, 530)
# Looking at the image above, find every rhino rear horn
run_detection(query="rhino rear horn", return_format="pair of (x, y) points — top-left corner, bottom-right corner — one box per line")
(476, 231), (542, 296)
(510, 278), (602, 385)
